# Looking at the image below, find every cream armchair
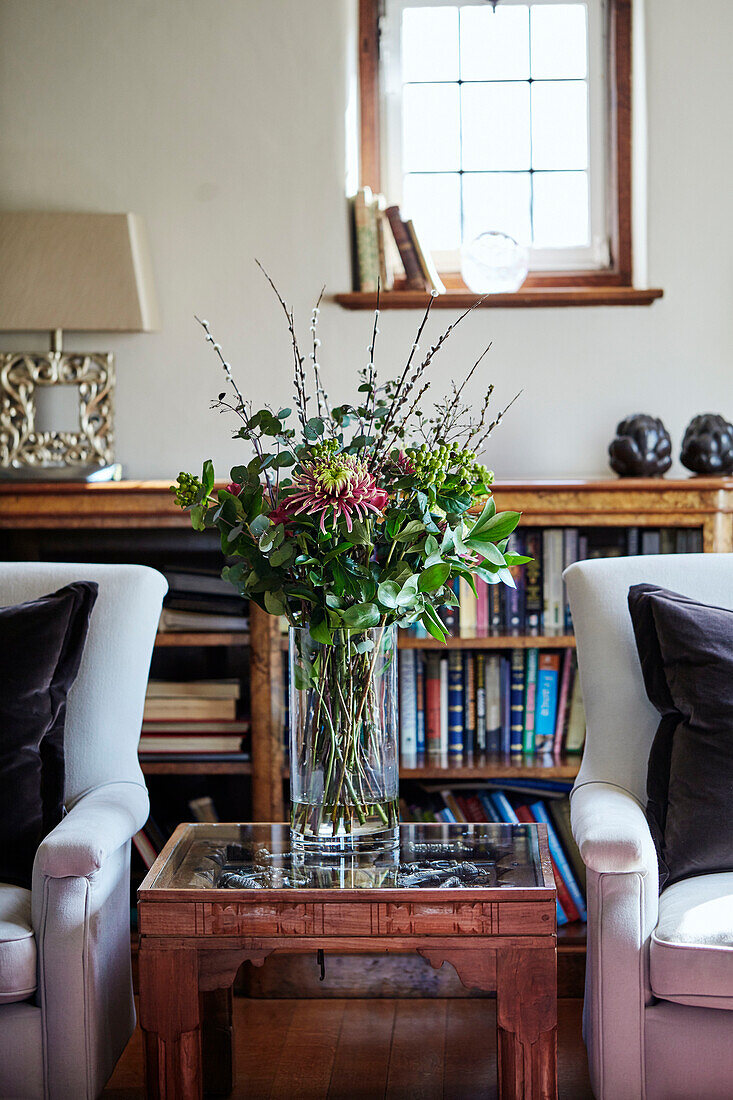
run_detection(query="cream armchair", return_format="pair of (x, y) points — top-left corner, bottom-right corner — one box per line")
(0, 563), (166, 1100)
(566, 554), (733, 1100)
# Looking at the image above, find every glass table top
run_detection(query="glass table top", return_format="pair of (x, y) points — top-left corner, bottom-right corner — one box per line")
(148, 823), (545, 892)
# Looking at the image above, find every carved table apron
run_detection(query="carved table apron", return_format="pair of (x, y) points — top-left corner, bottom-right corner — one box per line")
(138, 822), (557, 1099)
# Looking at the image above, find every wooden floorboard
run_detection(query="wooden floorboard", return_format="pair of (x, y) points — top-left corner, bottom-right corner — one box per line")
(104, 997), (592, 1099)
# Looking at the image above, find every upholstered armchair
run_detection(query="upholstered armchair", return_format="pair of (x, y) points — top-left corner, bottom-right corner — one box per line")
(0, 563), (166, 1099)
(566, 554), (733, 1100)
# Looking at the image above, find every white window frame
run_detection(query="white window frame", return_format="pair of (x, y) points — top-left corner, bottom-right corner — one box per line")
(380, 0), (609, 272)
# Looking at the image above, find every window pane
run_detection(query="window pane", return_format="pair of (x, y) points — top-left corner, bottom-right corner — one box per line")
(402, 6), (459, 83)
(403, 173), (462, 252)
(531, 81), (588, 170)
(462, 83), (531, 171)
(402, 83), (460, 172)
(532, 171), (589, 247)
(463, 173), (532, 247)
(530, 4), (588, 79)
(459, 5), (530, 81)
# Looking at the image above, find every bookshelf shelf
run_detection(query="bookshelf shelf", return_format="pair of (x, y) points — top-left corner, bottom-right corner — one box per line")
(139, 757), (252, 776)
(154, 631), (250, 647)
(399, 754), (580, 780)
(398, 634), (576, 651)
(334, 288), (664, 309)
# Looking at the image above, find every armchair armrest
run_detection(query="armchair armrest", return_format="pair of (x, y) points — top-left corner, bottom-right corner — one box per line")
(571, 780), (659, 877)
(35, 780), (149, 879)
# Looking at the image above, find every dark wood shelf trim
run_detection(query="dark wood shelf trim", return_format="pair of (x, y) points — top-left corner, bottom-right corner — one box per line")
(399, 753), (580, 780)
(154, 631), (249, 647)
(334, 287), (664, 310)
(139, 758), (252, 775)
(398, 634), (575, 651)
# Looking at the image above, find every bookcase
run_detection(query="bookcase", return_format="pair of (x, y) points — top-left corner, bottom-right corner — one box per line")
(2, 476), (732, 989)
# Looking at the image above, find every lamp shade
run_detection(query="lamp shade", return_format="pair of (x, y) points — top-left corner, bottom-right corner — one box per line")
(0, 212), (160, 332)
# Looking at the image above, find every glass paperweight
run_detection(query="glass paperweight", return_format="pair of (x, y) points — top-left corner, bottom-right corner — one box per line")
(460, 231), (529, 294)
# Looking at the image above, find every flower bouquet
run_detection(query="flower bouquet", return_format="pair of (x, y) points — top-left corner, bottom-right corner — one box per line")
(174, 272), (526, 850)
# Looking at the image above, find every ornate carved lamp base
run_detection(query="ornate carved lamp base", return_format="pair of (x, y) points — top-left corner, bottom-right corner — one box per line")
(0, 349), (115, 471)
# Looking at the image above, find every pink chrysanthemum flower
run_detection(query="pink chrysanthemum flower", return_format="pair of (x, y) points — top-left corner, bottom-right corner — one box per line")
(272, 454), (388, 534)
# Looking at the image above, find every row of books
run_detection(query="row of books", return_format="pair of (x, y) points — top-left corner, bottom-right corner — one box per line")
(140, 678), (249, 754)
(158, 567), (249, 632)
(398, 647), (585, 758)
(403, 525), (705, 639)
(351, 188), (445, 293)
(401, 782), (586, 926)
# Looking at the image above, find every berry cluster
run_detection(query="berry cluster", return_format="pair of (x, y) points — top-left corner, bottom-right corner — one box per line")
(171, 471), (203, 508)
(403, 443), (492, 493)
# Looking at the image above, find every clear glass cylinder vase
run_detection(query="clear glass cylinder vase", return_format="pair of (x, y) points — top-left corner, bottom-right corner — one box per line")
(289, 625), (399, 851)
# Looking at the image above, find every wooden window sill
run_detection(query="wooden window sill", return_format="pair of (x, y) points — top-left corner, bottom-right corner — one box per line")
(334, 287), (664, 310)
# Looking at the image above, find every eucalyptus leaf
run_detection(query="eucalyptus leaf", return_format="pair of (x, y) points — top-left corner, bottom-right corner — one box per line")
(250, 514), (269, 537)
(377, 580), (400, 609)
(264, 589), (287, 616)
(341, 602), (380, 629)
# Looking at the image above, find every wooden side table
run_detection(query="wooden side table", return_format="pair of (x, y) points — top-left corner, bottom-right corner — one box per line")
(138, 822), (557, 1099)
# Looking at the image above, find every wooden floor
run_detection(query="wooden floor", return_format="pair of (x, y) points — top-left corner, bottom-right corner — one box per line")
(104, 997), (592, 1099)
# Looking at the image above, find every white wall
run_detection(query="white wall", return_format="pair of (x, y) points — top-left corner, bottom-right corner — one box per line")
(0, 0), (731, 481)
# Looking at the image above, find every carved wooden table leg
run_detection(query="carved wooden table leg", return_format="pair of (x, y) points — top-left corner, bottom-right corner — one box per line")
(200, 987), (234, 1097)
(496, 946), (557, 1100)
(139, 943), (202, 1100)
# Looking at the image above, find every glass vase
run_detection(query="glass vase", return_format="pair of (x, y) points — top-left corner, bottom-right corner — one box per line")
(289, 625), (399, 852)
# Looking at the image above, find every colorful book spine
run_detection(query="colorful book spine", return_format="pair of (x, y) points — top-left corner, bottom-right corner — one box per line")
(424, 653), (442, 757)
(524, 530), (543, 635)
(415, 652), (426, 754)
(399, 650), (417, 758)
(485, 655), (502, 754)
(489, 583), (503, 636)
(553, 648), (574, 755)
(463, 652), (476, 753)
(459, 578), (477, 637)
(529, 800), (587, 921)
(534, 651), (560, 753)
(509, 649), (525, 754)
(447, 650), (464, 755)
(475, 654), (487, 751)
(504, 531), (525, 634)
(475, 577), (489, 636)
(500, 654), (512, 755)
(522, 647), (539, 754)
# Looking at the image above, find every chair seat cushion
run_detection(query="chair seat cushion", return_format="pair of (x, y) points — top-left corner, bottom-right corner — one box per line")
(651, 872), (733, 1009)
(0, 883), (36, 1004)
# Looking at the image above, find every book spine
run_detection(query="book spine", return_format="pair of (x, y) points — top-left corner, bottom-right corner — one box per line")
(459, 577), (477, 637)
(500, 655), (512, 755)
(505, 531), (525, 635)
(542, 530), (564, 635)
(447, 650), (464, 755)
(534, 652), (560, 753)
(524, 529), (543, 636)
(485, 655), (502, 754)
(509, 649), (525, 754)
(415, 653), (426, 754)
(564, 662), (586, 754)
(553, 648), (574, 755)
(439, 656), (449, 754)
(626, 526), (640, 555)
(425, 653), (442, 756)
(399, 650), (417, 758)
(562, 528), (579, 632)
(529, 800), (587, 921)
(463, 652), (476, 753)
(475, 653), (486, 751)
(354, 188), (380, 292)
(522, 647), (539, 754)
(489, 584), (503, 636)
(385, 206), (426, 289)
(476, 577), (488, 636)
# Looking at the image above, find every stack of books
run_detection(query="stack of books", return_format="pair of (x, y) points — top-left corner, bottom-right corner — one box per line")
(351, 188), (445, 294)
(158, 568), (249, 632)
(139, 679), (249, 757)
(403, 525), (704, 640)
(400, 781), (586, 926)
(398, 647), (585, 758)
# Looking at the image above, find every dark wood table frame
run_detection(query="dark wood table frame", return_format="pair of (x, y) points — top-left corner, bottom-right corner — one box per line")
(138, 824), (558, 1099)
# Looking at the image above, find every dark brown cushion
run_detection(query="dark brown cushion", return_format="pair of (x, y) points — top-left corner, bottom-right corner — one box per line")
(628, 582), (733, 889)
(0, 582), (98, 887)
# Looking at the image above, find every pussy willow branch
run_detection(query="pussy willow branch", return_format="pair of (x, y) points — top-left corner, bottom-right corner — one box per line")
(310, 286), (332, 430)
(255, 259), (309, 434)
(372, 293), (434, 463)
(361, 282), (381, 450)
